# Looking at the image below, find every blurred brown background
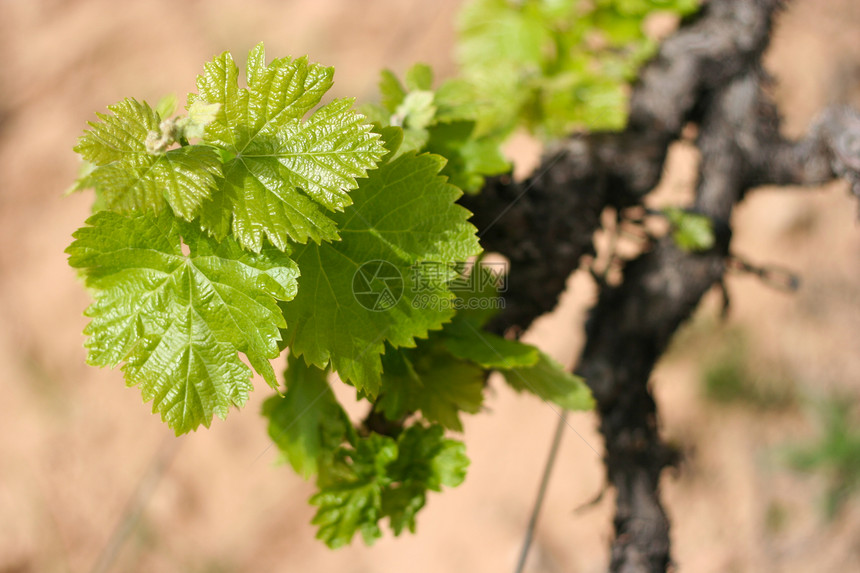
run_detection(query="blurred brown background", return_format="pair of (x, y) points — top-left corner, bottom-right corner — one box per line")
(1, 1), (859, 572)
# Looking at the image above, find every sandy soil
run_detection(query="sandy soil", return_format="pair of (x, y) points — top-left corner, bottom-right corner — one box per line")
(0, 1), (859, 572)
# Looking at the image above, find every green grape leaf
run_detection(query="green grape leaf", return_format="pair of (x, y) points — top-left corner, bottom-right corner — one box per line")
(395, 90), (436, 131)
(442, 321), (540, 370)
(312, 424), (468, 545)
(155, 94), (178, 119)
(379, 69), (408, 113)
(594, 10), (644, 44)
(433, 262), (539, 369)
(311, 433), (397, 548)
(425, 120), (509, 192)
(67, 210), (299, 434)
(458, 0), (549, 74)
(75, 98), (161, 165)
(374, 258), (544, 431)
(382, 424), (469, 535)
(378, 341), (485, 432)
(375, 125), (405, 162)
(280, 151), (481, 397)
(382, 424), (469, 534)
(388, 423), (469, 490)
(74, 98), (222, 220)
(501, 352), (594, 411)
(539, 73), (630, 134)
(447, 260), (508, 326)
(405, 63), (434, 92)
(663, 207), (715, 252)
(613, 0), (699, 16)
(457, 0), (700, 137)
(191, 43), (387, 250)
(369, 66), (508, 190)
(392, 91), (435, 155)
(456, 0), (549, 135)
(179, 100), (223, 140)
(262, 355), (350, 479)
(433, 78), (484, 124)
(380, 483), (427, 536)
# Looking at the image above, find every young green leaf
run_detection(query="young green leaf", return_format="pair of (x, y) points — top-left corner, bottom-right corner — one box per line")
(178, 100), (223, 140)
(456, 0), (548, 135)
(155, 93), (178, 119)
(457, 0), (700, 136)
(392, 90), (436, 154)
(378, 341), (485, 432)
(67, 210), (299, 434)
(365, 65), (509, 191)
(664, 207), (715, 252)
(382, 424), (469, 534)
(434, 262), (540, 369)
(279, 151), (482, 397)
(405, 63), (434, 92)
(441, 321), (540, 370)
(74, 98), (222, 220)
(388, 424), (469, 491)
(425, 121), (509, 192)
(501, 352), (594, 411)
(190, 43), (387, 250)
(311, 424), (469, 545)
(379, 69), (408, 114)
(380, 483), (428, 536)
(311, 433), (398, 548)
(262, 355), (350, 479)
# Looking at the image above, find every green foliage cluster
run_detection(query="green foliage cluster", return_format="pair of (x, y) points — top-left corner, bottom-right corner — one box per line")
(362, 63), (510, 192)
(67, 41), (592, 546)
(457, 0), (699, 137)
(66, 0), (704, 549)
(263, 355), (470, 547)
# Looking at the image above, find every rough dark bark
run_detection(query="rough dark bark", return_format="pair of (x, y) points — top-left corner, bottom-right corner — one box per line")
(461, 1), (860, 572)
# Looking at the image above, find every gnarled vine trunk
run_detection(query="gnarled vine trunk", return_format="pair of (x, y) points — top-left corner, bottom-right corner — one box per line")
(462, 0), (860, 571)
